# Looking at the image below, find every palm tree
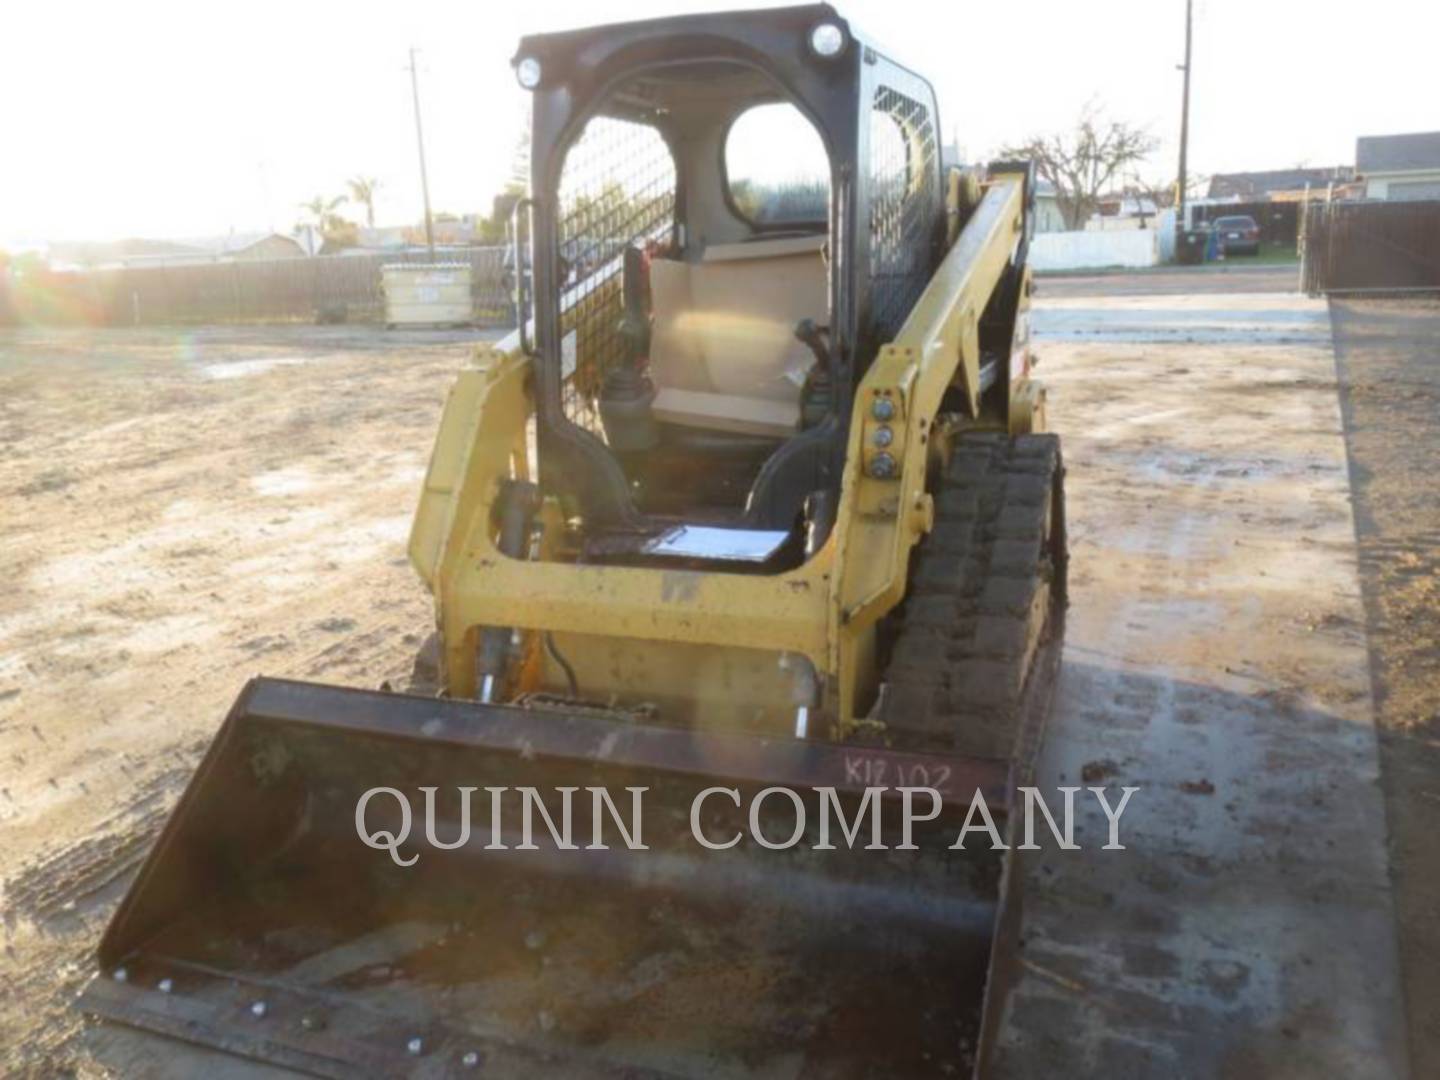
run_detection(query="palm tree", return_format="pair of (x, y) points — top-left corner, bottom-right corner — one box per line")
(299, 194), (348, 234)
(295, 195), (351, 254)
(347, 176), (381, 228)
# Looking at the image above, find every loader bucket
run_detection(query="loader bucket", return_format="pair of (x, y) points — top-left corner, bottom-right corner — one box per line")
(82, 678), (1023, 1078)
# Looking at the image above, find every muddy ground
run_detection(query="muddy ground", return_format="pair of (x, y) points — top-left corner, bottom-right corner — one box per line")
(0, 288), (1434, 1077)
(997, 287), (1406, 1078)
(1330, 298), (1440, 1074)
(0, 325), (496, 1074)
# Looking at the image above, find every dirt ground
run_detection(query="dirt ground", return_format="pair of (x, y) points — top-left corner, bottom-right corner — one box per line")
(1329, 298), (1440, 1074)
(996, 286), (1406, 1078)
(0, 288), (1434, 1077)
(0, 325), (494, 1075)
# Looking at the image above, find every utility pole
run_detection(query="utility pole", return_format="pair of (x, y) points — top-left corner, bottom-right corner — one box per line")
(408, 47), (436, 260)
(1176, 0), (1193, 235)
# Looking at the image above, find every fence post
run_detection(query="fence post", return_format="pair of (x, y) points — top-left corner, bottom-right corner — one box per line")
(1297, 198), (1308, 294)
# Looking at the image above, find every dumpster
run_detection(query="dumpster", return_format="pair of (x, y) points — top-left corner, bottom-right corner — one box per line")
(381, 263), (475, 328)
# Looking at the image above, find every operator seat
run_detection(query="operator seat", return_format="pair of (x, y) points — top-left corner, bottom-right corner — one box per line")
(646, 235), (828, 438)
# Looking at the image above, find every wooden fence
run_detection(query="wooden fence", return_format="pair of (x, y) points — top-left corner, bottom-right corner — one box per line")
(1, 248), (515, 327)
(1302, 199), (1440, 295)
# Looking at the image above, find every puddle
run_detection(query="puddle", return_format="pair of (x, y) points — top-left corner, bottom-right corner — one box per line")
(196, 356), (310, 380)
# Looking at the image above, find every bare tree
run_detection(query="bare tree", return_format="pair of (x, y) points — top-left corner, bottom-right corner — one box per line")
(998, 104), (1159, 230)
(1128, 171), (1210, 210)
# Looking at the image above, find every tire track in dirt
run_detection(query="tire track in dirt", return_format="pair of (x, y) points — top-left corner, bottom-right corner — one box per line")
(3, 763), (193, 926)
(0, 325), (494, 1075)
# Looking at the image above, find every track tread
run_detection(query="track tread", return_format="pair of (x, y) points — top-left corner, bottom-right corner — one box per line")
(879, 431), (1067, 767)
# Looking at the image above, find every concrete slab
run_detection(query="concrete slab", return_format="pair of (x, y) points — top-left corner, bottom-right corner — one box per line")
(1031, 294), (1331, 346)
(993, 294), (1408, 1077)
(1037, 265), (1300, 299)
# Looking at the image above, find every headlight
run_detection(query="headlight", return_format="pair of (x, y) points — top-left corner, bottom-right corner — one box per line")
(868, 451), (897, 479)
(872, 425), (894, 448)
(515, 56), (543, 90)
(808, 22), (846, 59)
(871, 396), (896, 421)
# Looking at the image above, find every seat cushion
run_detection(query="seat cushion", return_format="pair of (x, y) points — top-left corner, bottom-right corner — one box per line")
(651, 387), (799, 437)
(647, 239), (826, 434)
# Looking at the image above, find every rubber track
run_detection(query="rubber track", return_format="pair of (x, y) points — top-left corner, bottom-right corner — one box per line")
(880, 431), (1067, 770)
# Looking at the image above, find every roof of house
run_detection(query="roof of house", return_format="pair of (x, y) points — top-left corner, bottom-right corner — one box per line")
(49, 238), (195, 266)
(1092, 194), (1159, 217)
(357, 226), (410, 249)
(1207, 166), (1353, 199)
(1356, 131), (1440, 173)
(187, 232), (299, 255)
(48, 232), (304, 270)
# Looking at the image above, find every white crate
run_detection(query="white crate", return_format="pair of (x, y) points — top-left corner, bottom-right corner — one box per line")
(381, 264), (475, 326)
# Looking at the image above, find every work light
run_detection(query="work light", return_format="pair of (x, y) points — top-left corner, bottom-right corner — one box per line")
(808, 22), (846, 58)
(515, 56), (543, 89)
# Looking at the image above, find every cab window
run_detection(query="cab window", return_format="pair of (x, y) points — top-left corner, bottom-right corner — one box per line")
(725, 103), (829, 227)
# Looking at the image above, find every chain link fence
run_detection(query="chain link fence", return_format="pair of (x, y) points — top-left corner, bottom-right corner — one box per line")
(555, 112), (678, 433)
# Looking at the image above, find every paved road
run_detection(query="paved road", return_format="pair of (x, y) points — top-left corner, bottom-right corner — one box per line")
(1030, 293), (1330, 346)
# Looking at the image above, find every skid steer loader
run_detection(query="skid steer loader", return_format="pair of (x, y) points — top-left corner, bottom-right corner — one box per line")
(81, 5), (1066, 1077)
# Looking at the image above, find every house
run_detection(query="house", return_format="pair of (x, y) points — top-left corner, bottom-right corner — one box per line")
(48, 237), (198, 269)
(1033, 181), (1065, 233)
(213, 233), (307, 261)
(1206, 166), (1354, 202)
(49, 232), (306, 270)
(1356, 131), (1440, 200)
(1187, 165), (1359, 236)
(356, 226), (410, 250)
(939, 143), (1067, 233)
(1089, 194), (1160, 231)
(356, 216), (494, 251)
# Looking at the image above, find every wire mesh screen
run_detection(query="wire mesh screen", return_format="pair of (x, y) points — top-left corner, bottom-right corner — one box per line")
(868, 86), (940, 343)
(556, 114), (677, 432)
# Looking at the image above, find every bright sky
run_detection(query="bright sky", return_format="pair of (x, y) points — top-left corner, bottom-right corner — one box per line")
(3, 0), (1436, 252)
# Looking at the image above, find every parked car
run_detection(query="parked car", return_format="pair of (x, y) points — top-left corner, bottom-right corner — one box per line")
(1212, 214), (1261, 256)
